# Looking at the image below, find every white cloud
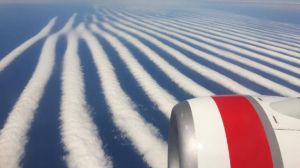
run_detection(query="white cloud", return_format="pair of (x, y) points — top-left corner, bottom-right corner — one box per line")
(60, 30), (112, 168)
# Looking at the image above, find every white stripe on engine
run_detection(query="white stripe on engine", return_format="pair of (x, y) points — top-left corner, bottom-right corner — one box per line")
(188, 97), (231, 168)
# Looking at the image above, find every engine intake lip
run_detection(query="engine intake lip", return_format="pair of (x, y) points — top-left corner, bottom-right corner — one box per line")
(168, 101), (198, 168)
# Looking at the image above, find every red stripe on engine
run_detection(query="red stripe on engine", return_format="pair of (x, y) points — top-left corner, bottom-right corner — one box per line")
(213, 95), (273, 168)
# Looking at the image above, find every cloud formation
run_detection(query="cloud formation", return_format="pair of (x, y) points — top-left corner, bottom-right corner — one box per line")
(60, 30), (112, 168)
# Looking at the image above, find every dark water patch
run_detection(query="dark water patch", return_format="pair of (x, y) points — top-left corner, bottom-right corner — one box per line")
(21, 36), (67, 168)
(84, 33), (150, 168)
(0, 39), (44, 129)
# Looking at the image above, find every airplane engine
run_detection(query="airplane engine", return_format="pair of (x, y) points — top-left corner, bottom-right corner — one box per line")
(168, 95), (300, 168)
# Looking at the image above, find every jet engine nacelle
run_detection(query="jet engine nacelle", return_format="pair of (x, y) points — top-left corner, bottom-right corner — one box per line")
(168, 95), (300, 168)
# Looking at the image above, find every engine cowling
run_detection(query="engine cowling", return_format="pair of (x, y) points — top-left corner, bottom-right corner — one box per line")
(168, 95), (300, 168)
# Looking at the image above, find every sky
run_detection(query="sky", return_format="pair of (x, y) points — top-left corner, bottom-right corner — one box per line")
(0, 0), (299, 10)
(0, 0), (299, 5)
